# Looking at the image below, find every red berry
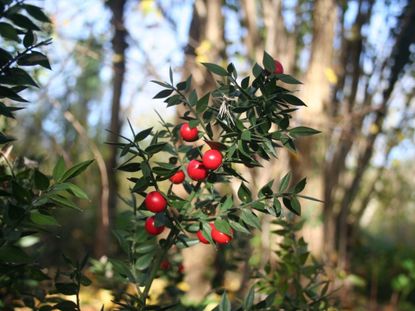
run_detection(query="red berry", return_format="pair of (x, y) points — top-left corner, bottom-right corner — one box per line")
(197, 230), (209, 244)
(145, 191), (167, 213)
(180, 123), (199, 142)
(169, 170), (185, 184)
(145, 217), (165, 235)
(274, 60), (284, 74)
(202, 149), (223, 170)
(187, 160), (208, 181)
(160, 259), (171, 270)
(211, 223), (233, 244)
(178, 263), (184, 274)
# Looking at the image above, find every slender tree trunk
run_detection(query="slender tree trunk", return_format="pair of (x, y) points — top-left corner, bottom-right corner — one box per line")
(180, 0), (226, 302)
(96, 0), (128, 257)
(290, 0), (338, 257)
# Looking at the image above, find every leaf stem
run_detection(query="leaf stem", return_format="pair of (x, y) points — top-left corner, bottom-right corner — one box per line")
(0, 38), (52, 73)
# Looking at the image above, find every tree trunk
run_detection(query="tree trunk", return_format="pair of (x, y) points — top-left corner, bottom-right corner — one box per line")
(292, 0), (338, 257)
(180, 0), (226, 302)
(96, 0), (128, 257)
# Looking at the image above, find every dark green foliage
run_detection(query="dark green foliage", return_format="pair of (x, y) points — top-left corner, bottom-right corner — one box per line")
(109, 53), (325, 309)
(0, 2), (93, 309)
(254, 220), (333, 310)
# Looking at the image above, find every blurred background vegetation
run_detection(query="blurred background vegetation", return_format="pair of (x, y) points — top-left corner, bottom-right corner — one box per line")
(6, 0), (415, 309)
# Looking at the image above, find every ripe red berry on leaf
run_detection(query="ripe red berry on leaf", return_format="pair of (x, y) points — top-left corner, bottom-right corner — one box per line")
(145, 216), (165, 235)
(169, 170), (185, 184)
(160, 259), (171, 270)
(202, 149), (223, 170)
(274, 60), (284, 74)
(187, 159), (208, 181)
(197, 230), (209, 244)
(211, 223), (233, 244)
(180, 123), (199, 142)
(145, 191), (167, 213)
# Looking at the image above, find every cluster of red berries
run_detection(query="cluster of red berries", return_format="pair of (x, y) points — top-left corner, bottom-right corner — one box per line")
(197, 223), (233, 245)
(160, 259), (184, 273)
(144, 122), (232, 244)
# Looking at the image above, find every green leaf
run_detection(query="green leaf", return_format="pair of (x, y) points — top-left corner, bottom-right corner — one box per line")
(0, 245), (30, 263)
(132, 177), (150, 193)
(241, 76), (250, 89)
(241, 129), (251, 141)
(294, 178), (307, 193)
(272, 197), (282, 217)
(0, 86), (28, 102)
(201, 222), (215, 244)
(0, 131), (15, 144)
(53, 157), (66, 181)
(196, 92), (210, 113)
(252, 63), (263, 77)
(238, 182), (252, 202)
(118, 162), (141, 172)
(65, 183), (89, 200)
(80, 275), (92, 286)
(0, 67), (38, 87)
(244, 286), (255, 310)
(278, 172), (291, 192)
(0, 48), (13, 65)
(0, 22), (20, 42)
(283, 196), (301, 216)
(7, 13), (40, 30)
(188, 89), (198, 106)
(258, 180), (273, 198)
(55, 283), (78, 295)
(188, 119), (199, 128)
(279, 94), (306, 106)
(166, 94), (182, 107)
(289, 126), (321, 138)
(17, 51), (51, 69)
(153, 88), (173, 99)
(48, 194), (82, 211)
(33, 169), (49, 190)
(229, 220), (250, 234)
(136, 252), (154, 270)
(240, 209), (261, 229)
(59, 159), (94, 182)
(110, 259), (136, 282)
(30, 211), (59, 226)
(219, 292), (231, 311)
(23, 30), (36, 48)
(24, 4), (51, 23)
(145, 142), (167, 156)
(151, 80), (172, 88)
(276, 74), (302, 84)
(262, 51), (275, 73)
(0, 102), (22, 119)
(220, 196), (233, 211)
(202, 62), (228, 76)
(136, 242), (156, 254)
(134, 127), (152, 142)
(176, 237), (200, 248)
(214, 219), (233, 236)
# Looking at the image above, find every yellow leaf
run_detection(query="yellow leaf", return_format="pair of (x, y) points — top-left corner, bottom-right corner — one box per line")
(324, 67), (338, 85)
(196, 40), (212, 63)
(369, 123), (379, 134)
(112, 54), (124, 63)
(140, 0), (156, 15)
(177, 281), (190, 292)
